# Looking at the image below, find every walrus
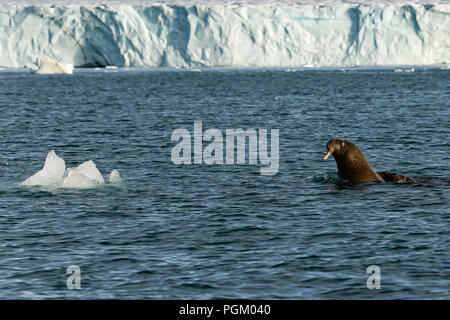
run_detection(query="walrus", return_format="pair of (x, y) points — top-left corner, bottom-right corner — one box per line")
(322, 139), (414, 184)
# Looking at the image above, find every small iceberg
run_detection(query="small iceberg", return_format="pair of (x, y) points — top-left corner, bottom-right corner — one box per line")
(303, 63), (315, 68)
(21, 150), (66, 187)
(21, 150), (121, 189)
(284, 68), (301, 72)
(108, 170), (122, 183)
(34, 56), (73, 75)
(61, 160), (105, 189)
(394, 68), (415, 73)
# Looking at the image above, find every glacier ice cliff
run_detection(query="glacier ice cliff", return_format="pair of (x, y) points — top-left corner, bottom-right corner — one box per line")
(0, 2), (449, 68)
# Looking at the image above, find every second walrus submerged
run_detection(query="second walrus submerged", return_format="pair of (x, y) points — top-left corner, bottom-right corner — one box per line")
(323, 139), (414, 185)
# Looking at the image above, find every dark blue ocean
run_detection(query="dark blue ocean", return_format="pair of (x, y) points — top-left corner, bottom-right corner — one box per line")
(0, 67), (448, 299)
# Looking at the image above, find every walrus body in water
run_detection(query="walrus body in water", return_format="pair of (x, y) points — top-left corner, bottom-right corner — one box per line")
(323, 139), (415, 185)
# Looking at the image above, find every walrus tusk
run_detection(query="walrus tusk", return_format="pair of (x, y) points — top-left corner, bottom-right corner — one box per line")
(323, 151), (332, 160)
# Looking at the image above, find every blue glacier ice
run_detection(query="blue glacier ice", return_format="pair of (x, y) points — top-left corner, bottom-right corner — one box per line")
(0, 1), (449, 68)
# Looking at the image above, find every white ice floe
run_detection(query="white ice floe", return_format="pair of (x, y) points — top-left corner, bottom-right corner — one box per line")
(21, 150), (66, 187)
(65, 160), (105, 184)
(21, 150), (121, 189)
(108, 169), (122, 183)
(394, 67), (415, 72)
(61, 160), (105, 189)
(61, 171), (98, 189)
(34, 56), (74, 75)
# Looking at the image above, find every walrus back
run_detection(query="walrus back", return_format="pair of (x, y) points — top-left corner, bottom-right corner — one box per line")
(336, 141), (384, 184)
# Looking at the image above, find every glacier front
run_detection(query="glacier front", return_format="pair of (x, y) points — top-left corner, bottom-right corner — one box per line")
(0, 1), (449, 68)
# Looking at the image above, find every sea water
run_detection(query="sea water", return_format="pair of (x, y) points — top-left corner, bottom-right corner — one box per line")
(0, 67), (448, 299)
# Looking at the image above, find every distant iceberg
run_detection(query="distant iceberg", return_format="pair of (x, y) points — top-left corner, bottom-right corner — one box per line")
(0, 2), (449, 69)
(394, 67), (415, 72)
(21, 150), (121, 189)
(33, 56), (74, 74)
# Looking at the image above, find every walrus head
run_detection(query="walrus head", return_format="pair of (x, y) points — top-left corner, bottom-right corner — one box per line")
(323, 139), (346, 160)
(322, 139), (385, 184)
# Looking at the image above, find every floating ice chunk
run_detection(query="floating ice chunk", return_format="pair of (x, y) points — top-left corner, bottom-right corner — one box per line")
(65, 160), (105, 184)
(61, 172), (97, 189)
(62, 160), (105, 189)
(108, 169), (122, 183)
(21, 151), (121, 189)
(35, 56), (73, 75)
(21, 150), (66, 187)
(394, 68), (414, 73)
